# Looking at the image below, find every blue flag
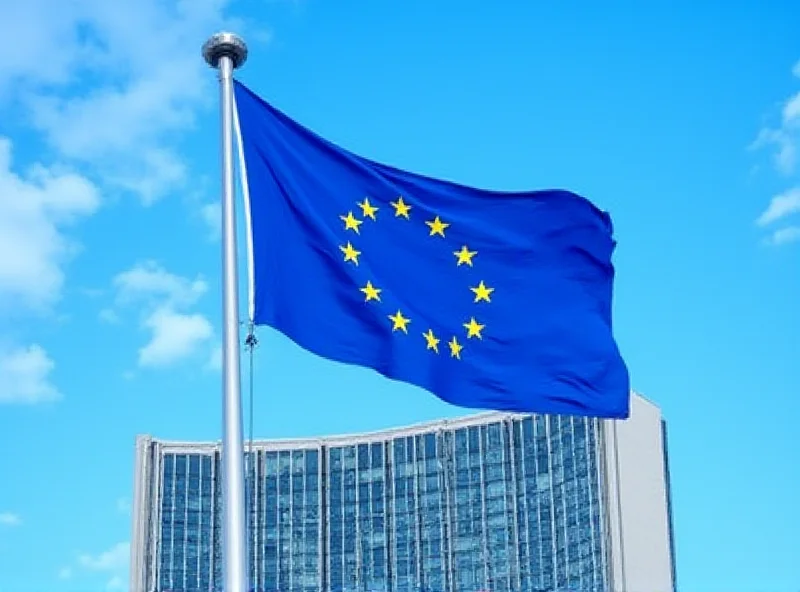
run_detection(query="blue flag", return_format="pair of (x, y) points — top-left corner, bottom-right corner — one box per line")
(234, 81), (629, 419)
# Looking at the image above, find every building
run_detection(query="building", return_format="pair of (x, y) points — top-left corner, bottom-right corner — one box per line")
(130, 394), (676, 592)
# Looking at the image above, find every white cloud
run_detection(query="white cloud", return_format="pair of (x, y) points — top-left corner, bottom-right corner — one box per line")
(0, 512), (21, 526)
(78, 541), (129, 572)
(99, 308), (121, 324)
(200, 202), (221, 240)
(0, 1), (264, 406)
(139, 307), (213, 367)
(207, 343), (222, 371)
(0, 344), (61, 404)
(751, 60), (800, 175)
(0, 0), (258, 205)
(783, 90), (800, 125)
(72, 541), (129, 591)
(108, 262), (215, 368)
(751, 127), (796, 175)
(756, 187), (800, 226)
(768, 226), (800, 246)
(107, 148), (187, 207)
(0, 138), (87, 406)
(0, 0), (86, 95)
(57, 567), (72, 580)
(0, 137), (100, 313)
(752, 60), (800, 246)
(113, 260), (207, 309)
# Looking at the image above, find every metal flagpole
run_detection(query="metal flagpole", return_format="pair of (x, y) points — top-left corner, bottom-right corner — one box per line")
(202, 32), (249, 592)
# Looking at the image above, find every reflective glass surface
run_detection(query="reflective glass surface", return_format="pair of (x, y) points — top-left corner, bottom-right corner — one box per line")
(147, 416), (609, 592)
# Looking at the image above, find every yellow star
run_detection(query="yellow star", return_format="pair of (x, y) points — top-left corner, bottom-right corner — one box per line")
(470, 281), (494, 303)
(390, 196), (412, 219)
(454, 245), (477, 266)
(340, 211), (363, 234)
(448, 336), (463, 359)
(463, 317), (485, 339)
(358, 197), (378, 221)
(388, 310), (411, 333)
(422, 329), (440, 353)
(426, 216), (449, 237)
(360, 281), (381, 302)
(339, 242), (361, 265)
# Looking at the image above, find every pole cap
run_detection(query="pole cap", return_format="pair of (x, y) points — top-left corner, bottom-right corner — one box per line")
(202, 32), (248, 69)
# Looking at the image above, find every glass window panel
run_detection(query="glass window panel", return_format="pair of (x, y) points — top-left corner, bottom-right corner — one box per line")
(142, 414), (613, 592)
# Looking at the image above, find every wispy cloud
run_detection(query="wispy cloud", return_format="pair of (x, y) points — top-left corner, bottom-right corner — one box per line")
(78, 541), (129, 572)
(767, 226), (800, 246)
(0, 0), (261, 410)
(752, 59), (800, 246)
(99, 307), (121, 324)
(139, 307), (214, 367)
(0, 136), (99, 405)
(62, 540), (130, 590)
(0, 345), (61, 405)
(207, 343), (223, 372)
(756, 187), (800, 227)
(751, 59), (800, 176)
(8, 0), (240, 205)
(0, 512), (21, 526)
(106, 261), (215, 368)
(200, 202), (221, 241)
(113, 261), (207, 309)
(751, 127), (797, 176)
(0, 138), (100, 314)
(4, 0), (269, 206)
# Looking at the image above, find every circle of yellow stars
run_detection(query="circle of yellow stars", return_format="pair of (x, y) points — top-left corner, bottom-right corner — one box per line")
(337, 196), (494, 360)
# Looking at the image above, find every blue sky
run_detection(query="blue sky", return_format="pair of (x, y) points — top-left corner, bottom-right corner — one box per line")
(0, 1), (798, 591)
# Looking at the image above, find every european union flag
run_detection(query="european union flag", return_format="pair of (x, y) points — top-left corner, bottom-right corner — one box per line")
(234, 81), (629, 419)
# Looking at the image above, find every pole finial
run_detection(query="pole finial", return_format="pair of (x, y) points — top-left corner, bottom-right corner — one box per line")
(202, 32), (248, 70)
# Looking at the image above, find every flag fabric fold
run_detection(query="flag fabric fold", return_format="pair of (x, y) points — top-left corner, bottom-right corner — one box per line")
(233, 80), (630, 419)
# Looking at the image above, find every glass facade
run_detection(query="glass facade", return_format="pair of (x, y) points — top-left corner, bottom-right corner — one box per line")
(135, 414), (611, 592)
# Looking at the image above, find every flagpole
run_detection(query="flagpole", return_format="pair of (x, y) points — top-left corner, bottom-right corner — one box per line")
(202, 32), (249, 592)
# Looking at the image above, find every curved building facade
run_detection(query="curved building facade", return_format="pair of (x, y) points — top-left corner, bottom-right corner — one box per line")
(130, 395), (675, 592)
